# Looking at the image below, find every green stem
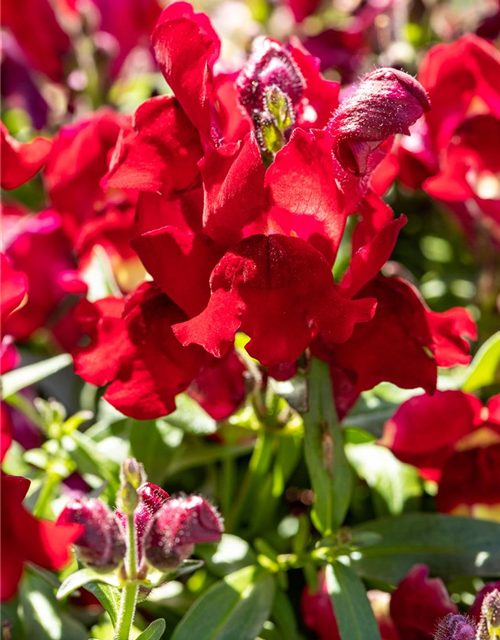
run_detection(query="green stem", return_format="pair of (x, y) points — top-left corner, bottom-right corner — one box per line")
(33, 473), (62, 518)
(114, 513), (138, 640)
(115, 582), (139, 640)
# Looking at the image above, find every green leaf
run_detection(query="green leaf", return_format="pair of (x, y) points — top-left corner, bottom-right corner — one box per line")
(84, 582), (121, 627)
(352, 513), (500, 584)
(346, 444), (422, 515)
(162, 394), (217, 435)
(1, 354), (72, 398)
(130, 419), (182, 484)
(136, 619), (167, 640)
(462, 331), (500, 391)
(20, 570), (88, 640)
(272, 589), (298, 640)
(57, 568), (120, 600)
(326, 562), (382, 640)
(171, 565), (275, 640)
(303, 358), (352, 535)
(197, 534), (256, 577)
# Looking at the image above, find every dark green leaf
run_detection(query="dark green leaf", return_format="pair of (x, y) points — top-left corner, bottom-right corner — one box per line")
(197, 534), (256, 577)
(136, 619), (167, 640)
(303, 359), (352, 534)
(171, 566), (275, 640)
(352, 513), (500, 583)
(272, 588), (298, 640)
(326, 562), (382, 640)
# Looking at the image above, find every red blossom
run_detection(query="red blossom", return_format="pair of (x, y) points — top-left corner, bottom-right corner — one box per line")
(0, 253), (28, 327)
(383, 391), (500, 513)
(72, 282), (204, 420)
(1, 123), (51, 190)
(1, 474), (82, 602)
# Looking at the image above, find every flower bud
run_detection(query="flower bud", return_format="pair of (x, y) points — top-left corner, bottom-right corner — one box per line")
(237, 37), (305, 154)
(434, 614), (476, 640)
(328, 67), (430, 176)
(116, 482), (170, 560)
(57, 498), (125, 569)
(144, 495), (223, 571)
(121, 457), (145, 490)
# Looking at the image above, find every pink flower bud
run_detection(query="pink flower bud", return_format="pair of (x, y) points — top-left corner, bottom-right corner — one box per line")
(328, 68), (430, 176)
(434, 614), (477, 640)
(57, 498), (125, 569)
(144, 495), (223, 570)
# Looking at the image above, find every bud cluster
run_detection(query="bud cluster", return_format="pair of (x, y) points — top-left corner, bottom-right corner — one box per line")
(236, 37), (305, 155)
(57, 459), (223, 577)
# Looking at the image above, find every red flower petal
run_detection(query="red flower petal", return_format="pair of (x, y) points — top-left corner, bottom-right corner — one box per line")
(1, 123), (51, 190)
(174, 234), (375, 367)
(131, 226), (222, 317)
(0, 253), (28, 325)
(383, 391), (483, 471)
(73, 282), (204, 419)
(152, 2), (221, 143)
(105, 96), (202, 197)
(389, 565), (457, 640)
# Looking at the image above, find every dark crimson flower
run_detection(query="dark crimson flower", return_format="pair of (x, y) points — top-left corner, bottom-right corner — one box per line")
(1, 474), (82, 602)
(383, 391), (500, 515)
(57, 498), (125, 569)
(44, 110), (131, 236)
(1, 208), (83, 349)
(1, 123), (51, 190)
(434, 615), (476, 640)
(72, 282), (204, 420)
(2, 0), (71, 82)
(390, 565), (457, 640)
(144, 495), (223, 570)
(301, 565), (456, 640)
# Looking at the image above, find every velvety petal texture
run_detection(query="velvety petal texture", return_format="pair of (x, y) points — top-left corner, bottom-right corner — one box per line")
(1, 123), (51, 190)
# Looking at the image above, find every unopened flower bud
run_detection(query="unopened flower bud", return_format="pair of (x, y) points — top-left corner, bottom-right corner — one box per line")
(144, 495), (223, 571)
(116, 482), (170, 560)
(57, 498), (125, 569)
(237, 37), (305, 154)
(434, 614), (476, 640)
(328, 67), (430, 176)
(121, 458), (145, 490)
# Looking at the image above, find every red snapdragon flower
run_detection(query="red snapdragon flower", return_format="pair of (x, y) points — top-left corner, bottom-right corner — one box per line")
(1, 123), (51, 191)
(301, 564), (457, 640)
(383, 390), (500, 516)
(0, 474), (82, 602)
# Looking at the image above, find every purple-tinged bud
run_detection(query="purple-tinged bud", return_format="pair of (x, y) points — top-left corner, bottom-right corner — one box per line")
(328, 67), (430, 176)
(144, 495), (223, 571)
(116, 482), (170, 560)
(434, 614), (477, 640)
(57, 498), (125, 569)
(237, 37), (305, 154)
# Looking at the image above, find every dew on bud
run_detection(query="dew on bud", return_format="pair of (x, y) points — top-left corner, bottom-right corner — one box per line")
(57, 498), (125, 569)
(144, 495), (223, 571)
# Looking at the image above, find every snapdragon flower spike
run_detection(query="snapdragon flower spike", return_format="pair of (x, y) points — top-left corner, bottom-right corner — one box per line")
(477, 590), (500, 640)
(328, 68), (430, 176)
(144, 495), (223, 570)
(434, 614), (477, 640)
(57, 498), (125, 570)
(237, 38), (305, 154)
